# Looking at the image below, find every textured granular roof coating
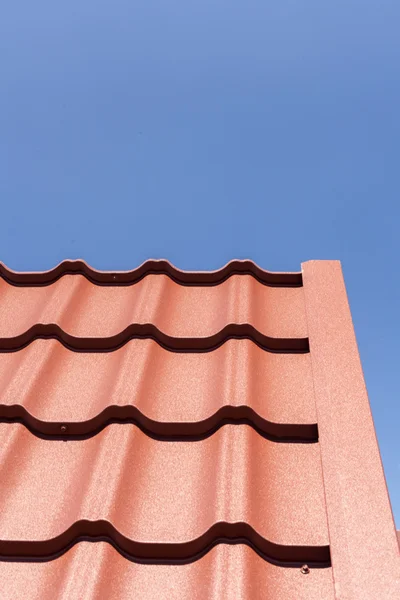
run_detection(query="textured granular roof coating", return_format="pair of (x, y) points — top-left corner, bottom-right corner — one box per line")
(0, 259), (398, 599)
(0, 424), (328, 552)
(0, 274), (307, 344)
(0, 339), (316, 438)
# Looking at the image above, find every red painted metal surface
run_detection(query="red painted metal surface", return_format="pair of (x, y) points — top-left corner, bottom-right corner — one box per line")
(0, 259), (397, 598)
(0, 274), (307, 350)
(0, 339), (316, 439)
(302, 261), (400, 599)
(0, 259), (303, 286)
(0, 543), (335, 600)
(0, 424), (328, 560)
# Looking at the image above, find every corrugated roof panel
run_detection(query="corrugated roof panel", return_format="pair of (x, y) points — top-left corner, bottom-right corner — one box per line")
(0, 260), (398, 599)
(0, 424), (328, 559)
(0, 339), (316, 438)
(0, 275), (307, 350)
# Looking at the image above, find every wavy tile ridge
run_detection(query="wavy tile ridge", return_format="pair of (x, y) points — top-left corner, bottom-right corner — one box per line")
(0, 405), (318, 441)
(0, 260), (302, 287)
(0, 324), (309, 353)
(0, 521), (330, 566)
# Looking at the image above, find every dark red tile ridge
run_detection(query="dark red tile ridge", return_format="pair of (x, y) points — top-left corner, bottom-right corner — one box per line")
(0, 543), (335, 600)
(0, 259), (302, 286)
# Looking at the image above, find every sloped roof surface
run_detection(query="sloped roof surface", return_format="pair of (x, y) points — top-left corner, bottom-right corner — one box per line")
(0, 259), (398, 599)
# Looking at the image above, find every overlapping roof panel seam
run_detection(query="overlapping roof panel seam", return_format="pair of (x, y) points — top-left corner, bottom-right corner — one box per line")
(0, 521), (330, 566)
(0, 325), (309, 353)
(0, 411), (319, 442)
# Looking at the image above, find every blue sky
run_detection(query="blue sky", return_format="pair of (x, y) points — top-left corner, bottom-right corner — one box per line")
(1, 1), (399, 525)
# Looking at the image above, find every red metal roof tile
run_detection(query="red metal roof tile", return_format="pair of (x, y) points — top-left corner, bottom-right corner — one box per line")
(0, 424), (328, 559)
(0, 339), (316, 438)
(0, 274), (307, 350)
(0, 259), (398, 599)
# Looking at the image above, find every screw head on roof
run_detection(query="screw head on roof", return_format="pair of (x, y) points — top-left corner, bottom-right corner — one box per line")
(60, 425), (68, 433)
(301, 565), (310, 575)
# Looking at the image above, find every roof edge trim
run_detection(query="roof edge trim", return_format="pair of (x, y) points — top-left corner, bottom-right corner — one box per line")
(302, 260), (400, 598)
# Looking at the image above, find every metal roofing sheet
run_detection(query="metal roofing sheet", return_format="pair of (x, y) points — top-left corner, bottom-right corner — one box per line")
(0, 274), (307, 351)
(0, 259), (398, 599)
(0, 339), (316, 439)
(0, 424), (328, 559)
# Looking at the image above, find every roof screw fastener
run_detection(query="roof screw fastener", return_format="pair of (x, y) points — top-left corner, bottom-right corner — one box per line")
(60, 425), (68, 433)
(301, 565), (310, 575)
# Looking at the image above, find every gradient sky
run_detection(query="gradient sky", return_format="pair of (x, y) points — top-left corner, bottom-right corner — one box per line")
(1, 1), (399, 524)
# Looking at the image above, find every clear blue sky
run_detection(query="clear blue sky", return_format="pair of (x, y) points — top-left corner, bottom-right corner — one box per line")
(1, 2), (399, 525)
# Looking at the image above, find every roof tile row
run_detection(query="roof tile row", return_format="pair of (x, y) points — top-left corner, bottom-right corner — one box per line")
(0, 260), (398, 599)
(0, 275), (307, 350)
(0, 339), (316, 439)
(0, 424), (328, 560)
